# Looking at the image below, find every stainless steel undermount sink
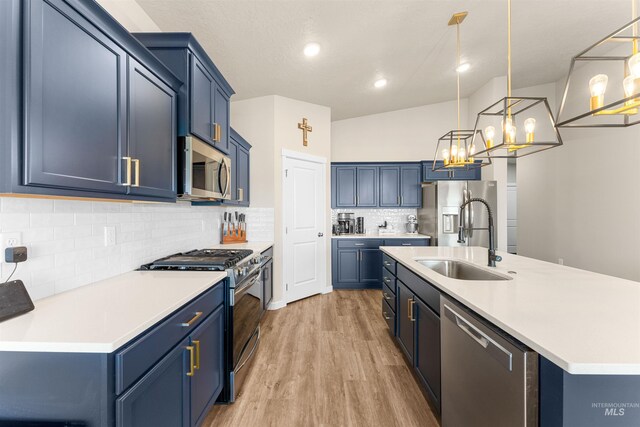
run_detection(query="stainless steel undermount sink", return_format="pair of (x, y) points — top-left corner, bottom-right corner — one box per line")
(416, 259), (512, 281)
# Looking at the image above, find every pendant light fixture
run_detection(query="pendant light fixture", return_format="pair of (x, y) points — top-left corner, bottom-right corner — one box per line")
(433, 12), (491, 172)
(471, 0), (563, 158)
(556, 0), (640, 127)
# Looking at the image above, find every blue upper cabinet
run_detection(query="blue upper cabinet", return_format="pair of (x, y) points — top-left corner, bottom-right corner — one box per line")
(332, 166), (357, 208)
(23, 0), (128, 195)
(422, 160), (481, 181)
(356, 167), (378, 207)
(379, 167), (401, 207)
(133, 33), (235, 154)
(400, 165), (422, 207)
(2, 0), (181, 202)
(331, 163), (422, 208)
(226, 128), (251, 206)
(127, 58), (177, 200)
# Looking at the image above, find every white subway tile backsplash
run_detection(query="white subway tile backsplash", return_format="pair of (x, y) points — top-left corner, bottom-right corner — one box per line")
(331, 208), (418, 234)
(0, 197), (275, 301)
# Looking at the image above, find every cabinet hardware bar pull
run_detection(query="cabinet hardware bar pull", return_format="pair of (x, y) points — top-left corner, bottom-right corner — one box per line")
(186, 346), (195, 376)
(383, 311), (391, 320)
(401, 196), (403, 205)
(122, 157), (132, 186)
(409, 299), (415, 321)
(357, 196), (359, 205)
(132, 159), (140, 187)
(193, 340), (201, 370)
(397, 196), (400, 205)
(181, 311), (203, 327)
(383, 292), (392, 300)
(384, 261), (391, 266)
(354, 243), (364, 246)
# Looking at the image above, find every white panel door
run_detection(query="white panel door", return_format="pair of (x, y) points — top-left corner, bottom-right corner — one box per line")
(283, 156), (326, 303)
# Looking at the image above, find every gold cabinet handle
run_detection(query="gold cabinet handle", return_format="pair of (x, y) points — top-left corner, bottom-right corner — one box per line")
(238, 188), (244, 202)
(193, 340), (201, 370)
(132, 159), (140, 187)
(212, 123), (221, 142)
(122, 157), (132, 186)
(218, 123), (222, 141)
(383, 311), (391, 320)
(409, 299), (416, 322)
(186, 346), (195, 377)
(383, 292), (392, 301)
(181, 311), (203, 327)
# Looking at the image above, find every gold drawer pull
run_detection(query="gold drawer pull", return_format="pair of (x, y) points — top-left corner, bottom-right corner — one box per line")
(193, 340), (201, 370)
(409, 299), (416, 322)
(383, 311), (391, 320)
(383, 292), (392, 300)
(186, 346), (195, 377)
(122, 157), (132, 186)
(132, 159), (140, 187)
(181, 311), (203, 327)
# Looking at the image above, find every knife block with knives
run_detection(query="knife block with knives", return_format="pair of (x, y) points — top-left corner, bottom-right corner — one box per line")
(221, 211), (248, 244)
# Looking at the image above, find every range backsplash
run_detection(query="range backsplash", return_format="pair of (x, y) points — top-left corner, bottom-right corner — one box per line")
(0, 197), (274, 300)
(331, 208), (418, 234)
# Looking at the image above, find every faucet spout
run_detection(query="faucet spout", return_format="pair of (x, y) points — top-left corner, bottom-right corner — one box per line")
(458, 197), (502, 267)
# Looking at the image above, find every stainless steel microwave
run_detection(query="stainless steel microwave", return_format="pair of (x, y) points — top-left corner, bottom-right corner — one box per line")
(178, 136), (231, 200)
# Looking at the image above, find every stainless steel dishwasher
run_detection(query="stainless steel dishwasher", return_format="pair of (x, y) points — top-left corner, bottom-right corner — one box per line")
(440, 296), (538, 427)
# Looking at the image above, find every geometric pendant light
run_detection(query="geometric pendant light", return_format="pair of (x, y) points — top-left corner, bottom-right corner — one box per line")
(556, 1), (640, 127)
(433, 12), (491, 172)
(471, 0), (563, 158)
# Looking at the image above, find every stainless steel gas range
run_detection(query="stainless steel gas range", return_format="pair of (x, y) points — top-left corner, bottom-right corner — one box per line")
(140, 248), (271, 402)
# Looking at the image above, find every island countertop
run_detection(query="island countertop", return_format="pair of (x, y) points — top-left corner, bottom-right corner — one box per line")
(380, 246), (640, 375)
(0, 270), (227, 353)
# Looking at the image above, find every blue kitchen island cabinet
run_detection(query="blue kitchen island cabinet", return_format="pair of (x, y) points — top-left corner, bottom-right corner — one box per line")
(133, 32), (235, 154)
(1, 0), (181, 202)
(0, 281), (227, 427)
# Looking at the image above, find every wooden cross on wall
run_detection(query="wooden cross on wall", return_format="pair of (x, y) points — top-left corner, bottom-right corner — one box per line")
(298, 117), (312, 146)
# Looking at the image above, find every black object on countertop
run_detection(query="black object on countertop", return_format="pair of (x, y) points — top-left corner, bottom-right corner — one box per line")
(0, 280), (35, 323)
(5, 246), (28, 263)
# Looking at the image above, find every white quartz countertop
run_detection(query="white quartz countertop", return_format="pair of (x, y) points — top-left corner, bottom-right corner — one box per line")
(0, 270), (227, 353)
(381, 246), (640, 375)
(208, 241), (274, 253)
(332, 233), (431, 239)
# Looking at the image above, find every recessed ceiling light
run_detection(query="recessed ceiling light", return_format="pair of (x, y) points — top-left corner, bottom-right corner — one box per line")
(456, 62), (471, 73)
(374, 78), (387, 88)
(303, 43), (320, 57)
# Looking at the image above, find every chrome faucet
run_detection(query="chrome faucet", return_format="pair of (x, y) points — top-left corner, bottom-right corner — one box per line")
(457, 198), (502, 267)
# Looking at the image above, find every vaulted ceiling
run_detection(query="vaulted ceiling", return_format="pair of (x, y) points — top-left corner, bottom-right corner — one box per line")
(124, 0), (631, 120)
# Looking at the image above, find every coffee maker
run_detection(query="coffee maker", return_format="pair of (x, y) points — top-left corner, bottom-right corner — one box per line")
(336, 213), (355, 235)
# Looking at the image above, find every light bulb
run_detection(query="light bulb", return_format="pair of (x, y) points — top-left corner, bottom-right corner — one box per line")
(589, 74), (608, 110)
(524, 118), (536, 143)
(629, 53), (640, 78)
(469, 144), (476, 155)
(458, 147), (466, 162)
(484, 126), (495, 148)
(442, 149), (449, 165)
(503, 117), (516, 144)
(451, 145), (458, 158)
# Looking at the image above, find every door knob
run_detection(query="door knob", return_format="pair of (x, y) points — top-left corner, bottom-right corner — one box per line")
(318, 232), (324, 237)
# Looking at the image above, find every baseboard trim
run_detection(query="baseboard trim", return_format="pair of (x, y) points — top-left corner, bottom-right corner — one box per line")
(321, 286), (333, 294)
(267, 300), (286, 310)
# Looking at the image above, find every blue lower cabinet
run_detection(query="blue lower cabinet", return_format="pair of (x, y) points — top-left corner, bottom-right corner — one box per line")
(414, 298), (441, 410)
(116, 338), (190, 427)
(396, 280), (415, 363)
(359, 248), (383, 285)
(190, 306), (225, 427)
(332, 239), (383, 289)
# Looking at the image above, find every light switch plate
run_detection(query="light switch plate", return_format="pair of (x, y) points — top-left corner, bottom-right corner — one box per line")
(104, 226), (116, 247)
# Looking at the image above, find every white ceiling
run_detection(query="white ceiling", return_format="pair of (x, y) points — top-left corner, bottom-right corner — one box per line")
(128, 0), (631, 120)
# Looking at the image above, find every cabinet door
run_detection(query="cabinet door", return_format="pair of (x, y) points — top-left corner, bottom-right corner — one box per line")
(127, 58), (177, 199)
(356, 167), (377, 207)
(226, 137), (238, 204)
(116, 338), (189, 427)
(359, 248), (382, 286)
(336, 249), (359, 283)
(236, 145), (250, 206)
(414, 298), (441, 408)
(396, 280), (415, 363)
(190, 305), (225, 427)
(263, 260), (273, 311)
(379, 167), (400, 207)
(190, 56), (215, 144)
(334, 167), (357, 207)
(213, 85), (230, 153)
(24, 0), (126, 194)
(423, 161), (451, 181)
(400, 165), (422, 207)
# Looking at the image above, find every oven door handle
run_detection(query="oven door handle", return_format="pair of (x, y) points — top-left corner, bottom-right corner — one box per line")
(234, 269), (262, 299)
(236, 326), (260, 373)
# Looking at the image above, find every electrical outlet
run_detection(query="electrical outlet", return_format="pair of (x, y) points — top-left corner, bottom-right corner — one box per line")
(1, 232), (22, 253)
(104, 226), (116, 247)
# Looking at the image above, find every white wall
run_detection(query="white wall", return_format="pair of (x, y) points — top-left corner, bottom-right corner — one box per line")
(0, 197), (274, 301)
(331, 99), (468, 162)
(232, 96), (332, 307)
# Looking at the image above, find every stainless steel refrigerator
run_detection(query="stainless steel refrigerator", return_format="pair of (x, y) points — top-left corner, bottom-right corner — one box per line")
(417, 180), (498, 247)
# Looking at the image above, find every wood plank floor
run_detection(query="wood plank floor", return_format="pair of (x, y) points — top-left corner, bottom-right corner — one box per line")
(203, 290), (439, 427)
